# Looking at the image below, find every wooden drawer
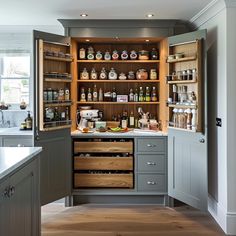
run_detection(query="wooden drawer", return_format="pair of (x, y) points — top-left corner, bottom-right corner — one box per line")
(137, 154), (166, 173)
(74, 173), (133, 188)
(137, 174), (166, 192)
(136, 138), (166, 153)
(74, 141), (133, 154)
(74, 156), (133, 171)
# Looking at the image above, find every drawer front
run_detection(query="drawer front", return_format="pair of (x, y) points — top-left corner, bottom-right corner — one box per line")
(74, 156), (133, 171)
(137, 138), (166, 153)
(74, 173), (133, 188)
(74, 141), (133, 154)
(137, 154), (166, 173)
(137, 174), (166, 192)
(3, 138), (33, 147)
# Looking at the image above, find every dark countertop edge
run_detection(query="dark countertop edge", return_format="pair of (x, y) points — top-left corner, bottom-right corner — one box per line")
(0, 147), (42, 182)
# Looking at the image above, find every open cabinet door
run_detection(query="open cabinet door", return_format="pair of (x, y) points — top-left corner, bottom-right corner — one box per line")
(33, 31), (72, 205)
(167, 30), (207, 211)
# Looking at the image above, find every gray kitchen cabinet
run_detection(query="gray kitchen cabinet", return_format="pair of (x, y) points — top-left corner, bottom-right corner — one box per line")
(0, 156), (40, 236)
(3, 136), (33, 147)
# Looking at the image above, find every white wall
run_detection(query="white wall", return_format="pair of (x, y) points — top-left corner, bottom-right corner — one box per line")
(191, 0), (236, 234)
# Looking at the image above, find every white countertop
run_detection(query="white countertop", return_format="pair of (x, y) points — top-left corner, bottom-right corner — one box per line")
(0, 127), (33, 136)
(71, 129), (167, 137)
(0, 147), (42, 181)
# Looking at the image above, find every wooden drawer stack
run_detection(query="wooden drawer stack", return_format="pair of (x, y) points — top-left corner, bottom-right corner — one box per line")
(73, 139), (134, 188)
(136, 137), (167, 193)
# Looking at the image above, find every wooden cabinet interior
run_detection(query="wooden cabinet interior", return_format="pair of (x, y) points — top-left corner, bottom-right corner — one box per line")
(70, 38), (168, 131)
(39, 40), (73, 131)
(166, 39), (202, 132)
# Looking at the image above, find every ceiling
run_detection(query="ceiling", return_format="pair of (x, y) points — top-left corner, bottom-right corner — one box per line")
(0, 0), (213, 25)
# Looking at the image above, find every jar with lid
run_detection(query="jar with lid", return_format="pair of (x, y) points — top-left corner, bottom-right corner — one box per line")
(187, 69), (192, 80)
(45, 107), (54, 122)
(130, 50), (137, 60)
(108, 68), (118, 80)
(53, 89), (59, 101)
(172, 108), (178, 127)
(138, 50), (149, 60)
(182, 70), (188, 80)
(104, 50), (111, 60)
(178, 109), (185, 129)
(47, 88), (53, 102)
(186, 108), (192, 130)
(90, 68), (98, 80)
(121, 50), (128, 60)
(95, 51), (103, 60)
(79, 48), (86, 59)
(112, 50), (119, 60)
(192, 68), (197, 81)
(150, 69), (157, 80)
(81, 68), (89, 80)
(58, 88), (65, 101)
(136, 69), (148, 80)
(99, 67), (107, 80)
(65, 88), (70, 100)
(128, 71), (135, 80)
(80, 87), (86, 102)
(150, 48), (158, 60)
(87, 46), (95, 60)
(43, 90), (48, 101)
(191, 109), (197, 131)
(118, 72), (127, 80)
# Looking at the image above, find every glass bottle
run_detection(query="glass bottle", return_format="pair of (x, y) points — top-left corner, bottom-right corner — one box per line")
(79, 48), (86, 59)
(139, 87), (144, 102)
(134, 88), (139, 102)
(191, 109), (197, 131)
(145, 86), (151, 102)
(93, 84), (98, 102)
(172, 108), (178, 127)
(121, 110), (128, 129)
(129, 111), (135, 128)
(65, 107), (70, 124)
(151, 87), (157, 102)
(99, 88), (103, 102)
(129, 88), (134, 102)
(87, 88), (92, 102)
(112, 87), (117, 102)
(25, 111), (33, 130)
(80, 87), (86, 102)
(172, 85), (177, 103)
(186, 108), (192, 130)
(53, 107), (60, 121)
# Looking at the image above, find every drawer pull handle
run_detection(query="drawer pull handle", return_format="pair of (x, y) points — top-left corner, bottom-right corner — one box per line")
(147, 144), (156, 147)
(3, 187), (10, 198)
(147, 181), (157, 185)
(146, 162), (156, 166)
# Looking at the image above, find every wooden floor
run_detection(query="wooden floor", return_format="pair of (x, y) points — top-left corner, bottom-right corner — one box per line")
(41, 204), (225, 236)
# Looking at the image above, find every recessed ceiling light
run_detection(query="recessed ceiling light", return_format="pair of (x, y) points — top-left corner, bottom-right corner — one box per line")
(146, 14), (154, 18)
(80, 13), (88, 17)
(145, 39), (150, 42)
(85, 39), (90, 42)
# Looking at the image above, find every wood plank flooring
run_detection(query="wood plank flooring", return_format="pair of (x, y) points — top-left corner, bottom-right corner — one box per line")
(41, 204), (225, 236)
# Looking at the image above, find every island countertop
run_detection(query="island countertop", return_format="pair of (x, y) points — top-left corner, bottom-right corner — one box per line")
(0, 147), (42, 181)
(71, 129), (167, 138)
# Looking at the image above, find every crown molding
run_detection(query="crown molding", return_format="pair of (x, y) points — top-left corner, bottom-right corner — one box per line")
(189, 0), (226, 29)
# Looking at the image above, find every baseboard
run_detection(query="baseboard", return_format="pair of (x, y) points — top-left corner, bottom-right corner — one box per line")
(226, 212), (236, 235)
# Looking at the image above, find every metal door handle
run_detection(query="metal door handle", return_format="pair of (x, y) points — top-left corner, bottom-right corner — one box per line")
(199, 138), (205, 143)
(147, 144), (156, 147)
(146, 162), (156, 166)
(147, 181), (157, 185)
(9, 186), (15, 197)
(3, 187), (10, 198)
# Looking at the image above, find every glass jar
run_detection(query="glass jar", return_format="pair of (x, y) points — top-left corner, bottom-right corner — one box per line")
(192, 68), (197, 81)
(112, 50), (119, 60)
(81, 68), (89, 80)
(118, 72), (127, 80)
(121, 50), (128, 60)
(150, 69), (157, 80)
(136, 69), (148, 80)
(108, 68), (118, 80)
(99, 67), (107, 80)
(79, 48), (86, 59)
(90, 68), (98, 80)
(150, 48), (158, 60)
(87, 46), (95, 60)
(47, 88), (53, 102)
(95, 51), (103, 60)
(104, 50), (111, 60)
(128, 71), (135, 80)
(130, 50), (138, 60)
(58, 88), (65, 101)
(138, 50), (149, 60)
(178, 109), (185, 129)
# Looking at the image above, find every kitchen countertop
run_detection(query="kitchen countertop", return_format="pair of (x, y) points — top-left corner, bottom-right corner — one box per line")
(0, 147), (42, 181)
(71, 129), (167, 137)
(0, 127), (33, 136)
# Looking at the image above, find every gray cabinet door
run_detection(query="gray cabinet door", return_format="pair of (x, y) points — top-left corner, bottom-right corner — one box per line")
(0, 178), (10, 236)
(168, 30), (208, 211)
(9, 157), (40, 236)
(33, 30), (72, 205)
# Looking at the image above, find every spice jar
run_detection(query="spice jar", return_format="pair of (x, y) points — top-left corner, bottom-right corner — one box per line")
(90, 68), (98, 80)
(79, 48), (86, 59)
(47, 88), (53, 102)
(112, 50), (119, 60)
(95, 51), (103, 60)
(81, 68), (89, 80)
(108, 68), (118, 80)
(118, 73), (127, 80)
(87, 46), (95, 60)
(138, 50), (149, 60)
(58, 88), (65, 101)
(104, 50), (111, 60)
(99, 67), (107, 80)
(136, 69), (148, 80)
(121, 50), (128, 60)
(150, 69), (157, 80)
(128, 71), (135, 80)
(130, 50), (138, 60)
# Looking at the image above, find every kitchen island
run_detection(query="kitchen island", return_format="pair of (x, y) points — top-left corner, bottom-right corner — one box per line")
(0, 147), (42, 236)
(70, 130), (168, 206)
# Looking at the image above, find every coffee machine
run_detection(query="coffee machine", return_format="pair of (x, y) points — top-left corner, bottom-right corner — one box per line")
(77, 109), (99, 130)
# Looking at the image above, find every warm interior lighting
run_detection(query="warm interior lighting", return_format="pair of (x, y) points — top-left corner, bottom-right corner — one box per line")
(146, 14), (154, 18)
(80, 13), (88, 17)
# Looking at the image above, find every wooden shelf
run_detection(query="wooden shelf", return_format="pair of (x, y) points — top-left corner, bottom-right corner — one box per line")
(43, 124), (71, 131)
(44, 56), (73, 62)
(167, 80), (196, 84)
(77, 60), (160, 63)
(77, 80), (160, 83)
(168, 126), (196, 133)
(167, 56), (196, 63)
(167, 104), (197, 109)
(77, 101), (160, 105)
(44, 78), (72, 83)
(44, 101), (72, 107)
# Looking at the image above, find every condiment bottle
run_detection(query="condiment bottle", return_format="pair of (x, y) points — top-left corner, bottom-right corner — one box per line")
(99, 88), (103, 101)
(138, 87), (144, 102)
(112, 87), (117, 102)
(92, 85), (98, 102)
(25, 111), (32, 130)
(129, 111), (135, 128)
(145, 86), (151, 102)
(87, 88), (92, 102)
(134, 88), (139, 102)
(151, 87), (157, 102)
(129, 88), (134, 102)
(80, 88), (86, 102)
(121, 111), (128, 129)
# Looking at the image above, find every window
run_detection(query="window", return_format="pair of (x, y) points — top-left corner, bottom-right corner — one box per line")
(0, 51), (30, 105)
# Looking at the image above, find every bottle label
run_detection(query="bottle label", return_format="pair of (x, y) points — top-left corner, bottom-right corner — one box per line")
(121, 120), (127, 129)
(129, 117), (134, 126)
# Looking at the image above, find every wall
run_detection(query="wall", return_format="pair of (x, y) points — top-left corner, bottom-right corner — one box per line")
(191, 0), (236, 234)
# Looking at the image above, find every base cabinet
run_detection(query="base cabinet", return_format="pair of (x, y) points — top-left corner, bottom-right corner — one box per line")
(0, 156), (40, 236)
